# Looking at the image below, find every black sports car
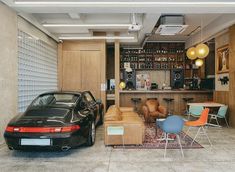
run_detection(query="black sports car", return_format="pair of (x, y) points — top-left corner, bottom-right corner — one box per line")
(4, 91), (104, 151)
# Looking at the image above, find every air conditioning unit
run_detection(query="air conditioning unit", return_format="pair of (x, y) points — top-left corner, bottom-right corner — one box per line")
(155, 15), (188, 35)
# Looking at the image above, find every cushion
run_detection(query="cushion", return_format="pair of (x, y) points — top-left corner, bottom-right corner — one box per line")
(105, 107), (122, 121)
(145, 99), (159, 112)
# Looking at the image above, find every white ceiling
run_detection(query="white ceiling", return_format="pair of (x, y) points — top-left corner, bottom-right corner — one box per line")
(1, 0), (235, 45)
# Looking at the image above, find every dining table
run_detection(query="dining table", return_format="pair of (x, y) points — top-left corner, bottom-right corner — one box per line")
(187, 102), (226, 127)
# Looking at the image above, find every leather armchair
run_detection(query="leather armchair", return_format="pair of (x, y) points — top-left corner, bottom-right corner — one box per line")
(142, 99), (168, 122)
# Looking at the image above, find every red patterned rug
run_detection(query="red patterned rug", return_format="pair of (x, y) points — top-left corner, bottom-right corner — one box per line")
(113, 123), (203, 149)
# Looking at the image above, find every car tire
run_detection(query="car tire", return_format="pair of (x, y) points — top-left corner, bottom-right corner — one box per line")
(86, 121), (96, 146)
(98, 110), (104, 125)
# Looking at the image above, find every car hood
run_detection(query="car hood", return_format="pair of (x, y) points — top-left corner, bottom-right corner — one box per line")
(8, 108), (72, 127)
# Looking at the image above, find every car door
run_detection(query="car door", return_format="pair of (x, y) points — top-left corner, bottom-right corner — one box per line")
(73, 95), (91, 142)
(83, 92), (99, 125)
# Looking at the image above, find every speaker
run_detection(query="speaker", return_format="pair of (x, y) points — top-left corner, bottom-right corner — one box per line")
(171, 69), (184, 89)
(123, 70), (136, 90)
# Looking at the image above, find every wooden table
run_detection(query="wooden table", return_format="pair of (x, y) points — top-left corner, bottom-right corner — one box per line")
(187, 102), (226, 127)
(187, 102), (225, 108)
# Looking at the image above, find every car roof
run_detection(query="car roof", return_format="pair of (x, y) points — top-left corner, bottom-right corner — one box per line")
(39, 90), (89, 96)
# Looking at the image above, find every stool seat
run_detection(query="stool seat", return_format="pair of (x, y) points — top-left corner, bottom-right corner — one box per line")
(182, 98), (194, 102)
(163, 98), (174, 102)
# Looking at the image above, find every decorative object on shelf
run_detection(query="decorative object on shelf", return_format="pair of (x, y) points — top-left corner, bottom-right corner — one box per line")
(136, 74), (151, 90)
(217, 44), (229, 74)
(195, 43), (209, 59)
(218, 76), (229, 85)
(123, 70), (136, 90)
(186, 47), (197, 60)
(119, 81), (126, 90)
(171, 69), (184, 89)
(195, 59), (204, 67)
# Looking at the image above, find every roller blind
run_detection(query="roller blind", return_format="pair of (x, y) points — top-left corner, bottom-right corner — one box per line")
(18, 30), (58, 112)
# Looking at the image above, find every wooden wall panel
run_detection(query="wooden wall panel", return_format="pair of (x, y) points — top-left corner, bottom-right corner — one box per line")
(115, 39), (120, 106)
(81, 50), (101, 99)
(59, 40), (106, 110)
(62, 51), (82, 91)
(213, 91), (229, 105)
(229, 25), (235, 127)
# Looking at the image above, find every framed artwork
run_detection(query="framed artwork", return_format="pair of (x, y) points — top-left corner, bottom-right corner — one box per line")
(217, 44), (229, 74)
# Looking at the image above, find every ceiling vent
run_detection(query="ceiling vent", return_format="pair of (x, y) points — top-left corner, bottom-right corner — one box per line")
(155, 15), (188, 35)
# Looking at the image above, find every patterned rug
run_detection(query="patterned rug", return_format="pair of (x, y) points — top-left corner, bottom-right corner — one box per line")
(113, 123), (203, 149)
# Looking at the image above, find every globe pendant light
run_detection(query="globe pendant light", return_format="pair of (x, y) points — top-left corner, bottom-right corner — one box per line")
(195, 59), (204, 67)
(196, 17), (209, 59)
(196, 43), (209, 59)
(187, 47), (197, 60)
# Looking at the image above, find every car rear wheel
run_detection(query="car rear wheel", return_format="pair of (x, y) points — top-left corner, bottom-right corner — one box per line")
(98, 110), (104, 125)
(86, 121), (96, 146)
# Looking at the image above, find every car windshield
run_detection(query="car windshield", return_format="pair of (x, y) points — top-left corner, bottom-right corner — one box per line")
(30, 93), (80, 108)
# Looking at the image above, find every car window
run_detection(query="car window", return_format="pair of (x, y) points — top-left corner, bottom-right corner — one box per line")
(31, 93), (80, 108)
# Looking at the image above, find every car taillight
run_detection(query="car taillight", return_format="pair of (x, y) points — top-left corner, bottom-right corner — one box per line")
(5, 125), (80, 133)
(5, 126), (14, 132)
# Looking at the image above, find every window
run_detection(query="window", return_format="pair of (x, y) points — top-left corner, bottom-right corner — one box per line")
(18, 30), (58, 112)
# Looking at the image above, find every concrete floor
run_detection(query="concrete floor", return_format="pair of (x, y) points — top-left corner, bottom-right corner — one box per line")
(1, 126), (235, 172)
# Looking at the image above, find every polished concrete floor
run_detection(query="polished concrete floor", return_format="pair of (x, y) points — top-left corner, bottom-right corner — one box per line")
(1, 126), (235, 172)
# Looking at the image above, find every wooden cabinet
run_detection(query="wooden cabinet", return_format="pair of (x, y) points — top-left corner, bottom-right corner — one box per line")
(58, 40), (106, 109)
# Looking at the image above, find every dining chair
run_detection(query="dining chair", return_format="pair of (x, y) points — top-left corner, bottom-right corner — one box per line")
(157, 115), (184, 158)
(184, 108), (212, 146)
(187, 105), (204, 119)
(209, 105), (229, 127)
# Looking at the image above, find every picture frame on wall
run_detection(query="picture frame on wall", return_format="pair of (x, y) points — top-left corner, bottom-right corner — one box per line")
(217, 44), (229, 74)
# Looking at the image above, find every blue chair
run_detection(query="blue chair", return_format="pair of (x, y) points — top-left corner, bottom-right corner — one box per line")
(209, 106), (229, 127)
(187, 105), (204, 119)
(157, 115), (185, 158)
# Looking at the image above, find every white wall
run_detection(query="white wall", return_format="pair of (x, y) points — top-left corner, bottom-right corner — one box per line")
(0, 3), (18, 144)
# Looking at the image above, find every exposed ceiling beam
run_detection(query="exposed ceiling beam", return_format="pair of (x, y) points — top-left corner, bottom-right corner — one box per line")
(68, 12), (80, 19)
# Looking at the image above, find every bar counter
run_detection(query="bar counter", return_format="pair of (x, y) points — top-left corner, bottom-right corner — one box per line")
(119, 89), (213, 115)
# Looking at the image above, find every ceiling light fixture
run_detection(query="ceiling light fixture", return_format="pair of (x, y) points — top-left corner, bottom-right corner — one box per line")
(43, 24), (132, 27)
(58, 36), (135, 40)
(186, 47), (197, 60)
(195, 16), (210, 59)
(14, 1), (235, 5)
(195, 59), (204, 67)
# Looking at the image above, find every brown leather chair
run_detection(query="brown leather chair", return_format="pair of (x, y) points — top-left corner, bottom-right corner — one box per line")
(142, 99), (168, 122)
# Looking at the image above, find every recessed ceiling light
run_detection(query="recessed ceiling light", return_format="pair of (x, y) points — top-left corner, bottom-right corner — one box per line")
(14, 1), (235, 5)
(43, 24), (132, 27)
(58, 36), (135, 40)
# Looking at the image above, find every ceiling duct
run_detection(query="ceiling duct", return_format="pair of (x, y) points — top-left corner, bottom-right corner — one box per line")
(155, 15), (188, 35)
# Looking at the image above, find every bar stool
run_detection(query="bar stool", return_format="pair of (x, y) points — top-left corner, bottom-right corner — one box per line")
(182, 98), (194, 115)
(131, 98), (141, 112)
(163, 98), (174, 115)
